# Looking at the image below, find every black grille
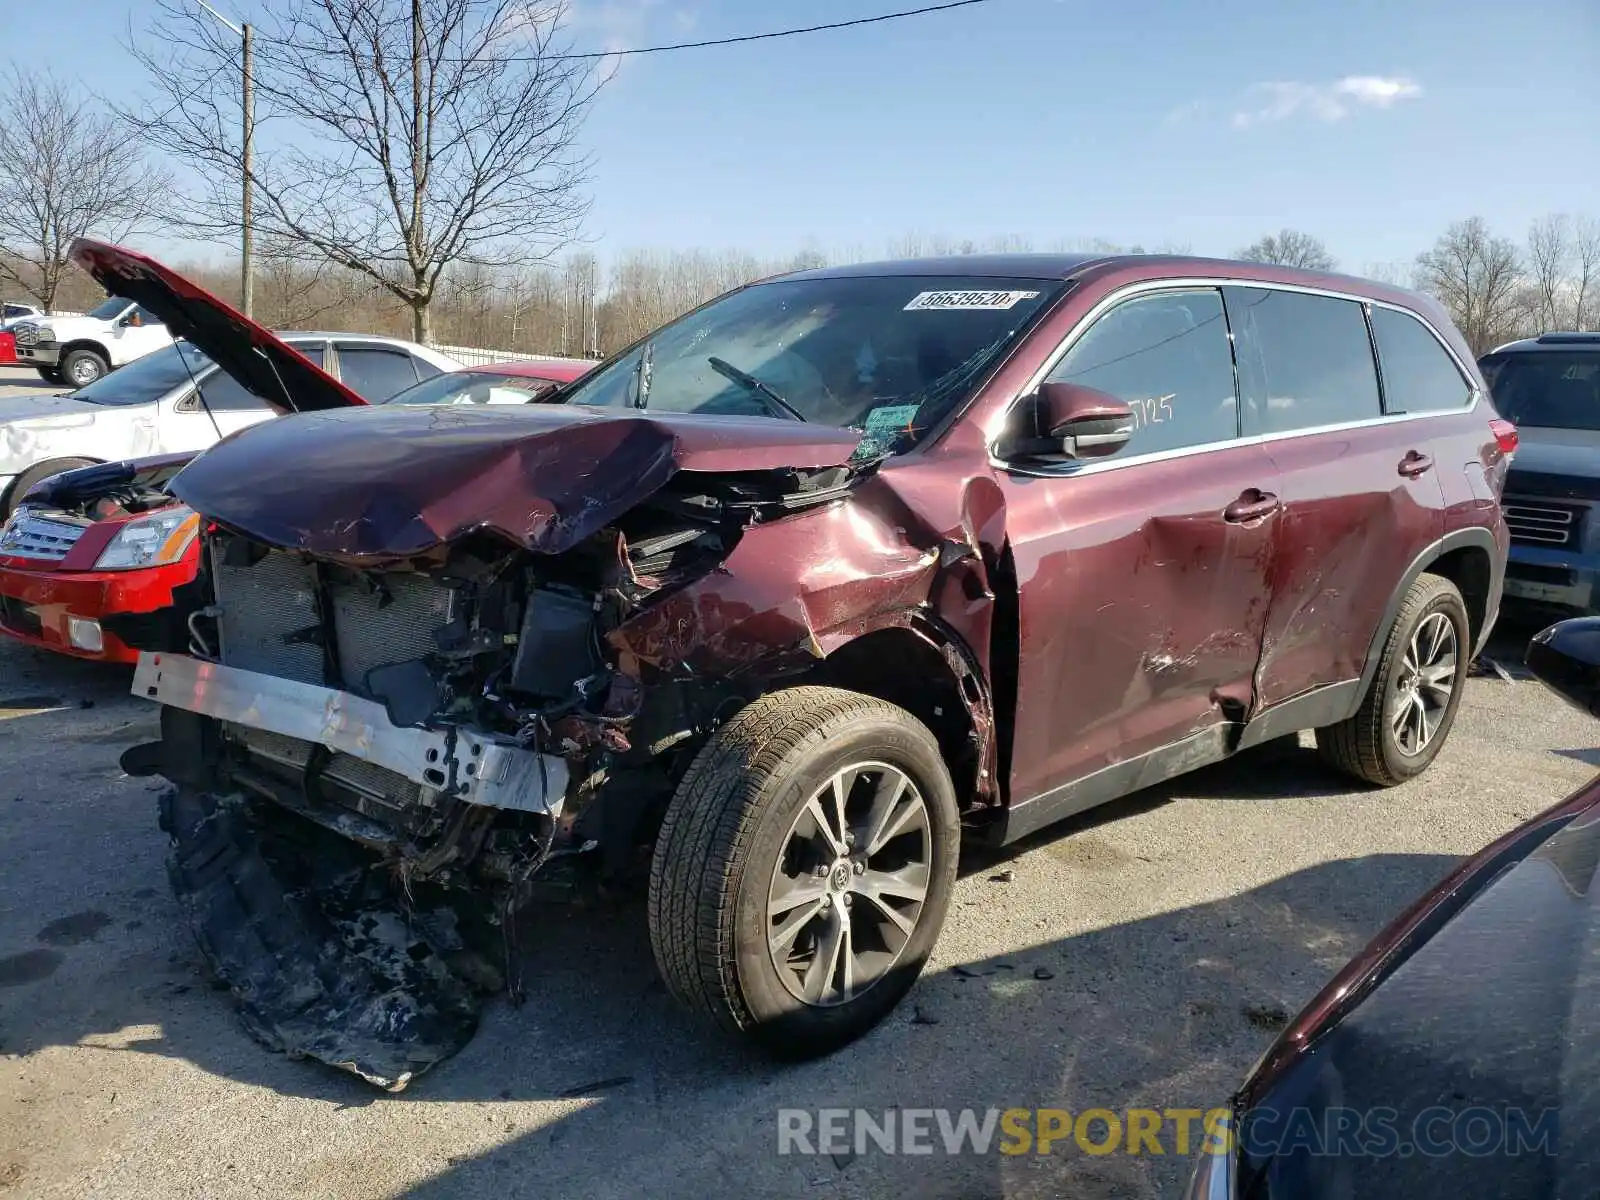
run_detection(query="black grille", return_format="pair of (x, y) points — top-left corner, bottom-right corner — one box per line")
(0, 595), (41, 639)
(1504, 500), (1584, 548)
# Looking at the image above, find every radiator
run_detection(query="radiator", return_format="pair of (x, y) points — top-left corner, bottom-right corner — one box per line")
(213, 546), (455, 694)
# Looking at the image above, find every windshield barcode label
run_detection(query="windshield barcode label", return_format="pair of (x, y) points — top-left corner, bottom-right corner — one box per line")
(904, 290), (1041, 311)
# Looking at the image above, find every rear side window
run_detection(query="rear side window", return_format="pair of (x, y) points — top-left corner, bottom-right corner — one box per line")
(1372, 308), (1472, 413)
(197, 368), (270, 412)
(337, 345), (421, 400)
(1045, 288), (1238, 456)
(1226, 287), (1381, 434)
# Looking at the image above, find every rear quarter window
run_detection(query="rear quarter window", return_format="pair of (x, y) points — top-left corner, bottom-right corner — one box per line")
(1372, 308), (1473, 413)
(1226, 287), (1382, 435)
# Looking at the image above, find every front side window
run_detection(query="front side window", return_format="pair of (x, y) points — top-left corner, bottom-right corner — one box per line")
(1227, 288), (1382, 434)
(1045, 289), (1238, 455)
(1479, 351), (1600, 430)
(1373, 308), (1472, 413)
(338, 345), (421, 401)
(69, 341), (212, 405)
(127, 305), (165, 327)
(558, 275), (1064, 453)
(383, 369), (558, 406)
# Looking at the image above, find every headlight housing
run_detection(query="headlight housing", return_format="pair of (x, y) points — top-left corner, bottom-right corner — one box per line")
(93, 506), (200, 570)
(34, 324), (55, 343)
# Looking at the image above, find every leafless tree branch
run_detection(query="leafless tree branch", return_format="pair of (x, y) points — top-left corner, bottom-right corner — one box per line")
(0, 67), (171, 309)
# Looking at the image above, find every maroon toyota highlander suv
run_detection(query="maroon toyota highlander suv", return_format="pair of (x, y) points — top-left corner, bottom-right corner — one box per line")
(81, 240), (1511, 1088)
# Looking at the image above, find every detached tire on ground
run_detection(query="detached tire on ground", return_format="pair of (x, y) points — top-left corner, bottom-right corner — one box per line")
(34, 364), (64, 385)
(60, 347), (108, 387)
(648, 686), (960, 1058)
(1317, 572), (1470, 786)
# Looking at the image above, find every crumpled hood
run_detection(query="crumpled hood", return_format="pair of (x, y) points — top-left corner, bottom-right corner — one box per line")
(170, 402), (865, 559)
(68, 238), (365, 415)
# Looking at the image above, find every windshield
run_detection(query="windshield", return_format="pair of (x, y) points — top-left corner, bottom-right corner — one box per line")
(382, 368), (560, 407)
(559, 275), (1064, 450)
(68, 341), (212, 406)
(1480, 351), (1600, 430)
(86, 296), (130, 321)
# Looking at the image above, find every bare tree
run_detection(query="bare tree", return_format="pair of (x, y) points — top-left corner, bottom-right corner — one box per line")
(127, 0), (603, 342)
(0, 67), (169, 310)
(1575, 216), (1600, 332)
(1527, 213), (1573, 331)
(1235, 229), (1336, 271)
(1414, 217), (1529, 353)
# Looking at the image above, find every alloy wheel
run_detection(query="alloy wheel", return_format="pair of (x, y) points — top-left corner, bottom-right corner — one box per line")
(1392, 611), (1458, 756)
(766, 762), (932, 1008)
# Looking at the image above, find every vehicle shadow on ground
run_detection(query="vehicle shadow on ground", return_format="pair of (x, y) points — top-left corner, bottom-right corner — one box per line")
(389, 852), (1458, 1200)
(2, 766), (1458, 1200)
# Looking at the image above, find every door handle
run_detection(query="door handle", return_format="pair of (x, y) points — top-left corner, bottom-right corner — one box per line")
(1224, 489), (1280, 523)
(1398, 451), (1434, 478)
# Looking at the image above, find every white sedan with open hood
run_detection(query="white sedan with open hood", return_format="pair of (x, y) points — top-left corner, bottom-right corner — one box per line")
(0, 332), (462, 517)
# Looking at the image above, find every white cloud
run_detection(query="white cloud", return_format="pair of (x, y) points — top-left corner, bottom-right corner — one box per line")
(1231, 75), (1422, 128)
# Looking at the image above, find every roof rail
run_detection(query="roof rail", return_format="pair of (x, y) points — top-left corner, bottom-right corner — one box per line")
(1536, 332), (1600, 344)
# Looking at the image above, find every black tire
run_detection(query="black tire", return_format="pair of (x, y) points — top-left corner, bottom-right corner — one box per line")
(59, 347), (109, 388)
(648, 685), (960, 1058)
(34, 364), (64, 384)
(1316, 573), (1470, 786)
(2, 457), (95, 519)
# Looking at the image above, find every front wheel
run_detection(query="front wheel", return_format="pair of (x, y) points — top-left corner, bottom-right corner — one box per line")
(60, 348), (108, 388)
(1317, 573), (1470, 786)
(648, 686), (960, 1058)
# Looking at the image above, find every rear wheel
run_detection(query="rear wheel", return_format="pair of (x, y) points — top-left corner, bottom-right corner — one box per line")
(1317, 573), (1469, 786)
(648, 686), (960, 1058)
(60, 348), (108, 388)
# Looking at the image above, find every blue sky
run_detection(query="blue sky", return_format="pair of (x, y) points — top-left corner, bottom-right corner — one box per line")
(6, 0), (1599, 271)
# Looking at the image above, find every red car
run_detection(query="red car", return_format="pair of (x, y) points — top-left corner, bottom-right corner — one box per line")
(0, 358), (592, 663)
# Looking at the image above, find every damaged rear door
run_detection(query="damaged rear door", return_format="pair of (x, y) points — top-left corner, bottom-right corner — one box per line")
(997, 287), (1280, 829)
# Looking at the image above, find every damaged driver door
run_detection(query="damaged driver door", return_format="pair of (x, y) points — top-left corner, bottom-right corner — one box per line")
(996, 287), (1280, 825)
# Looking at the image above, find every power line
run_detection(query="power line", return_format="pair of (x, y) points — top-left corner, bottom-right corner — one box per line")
(273, 0), (1000, 63)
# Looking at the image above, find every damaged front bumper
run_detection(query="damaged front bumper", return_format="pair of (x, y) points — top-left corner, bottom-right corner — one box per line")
(133, 652), (571, 815)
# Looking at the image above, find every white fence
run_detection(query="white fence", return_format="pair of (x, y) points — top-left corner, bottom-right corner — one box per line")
(428, 342), (597, 369)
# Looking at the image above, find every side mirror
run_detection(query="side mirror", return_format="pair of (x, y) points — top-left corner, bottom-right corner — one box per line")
(996, 381), (1134, 463)
(1527, 617), (1600, 719)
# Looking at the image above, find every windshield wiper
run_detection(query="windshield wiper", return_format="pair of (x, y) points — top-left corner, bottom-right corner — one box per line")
(706, 356), (807, 422)
(633, 340), (655, 410)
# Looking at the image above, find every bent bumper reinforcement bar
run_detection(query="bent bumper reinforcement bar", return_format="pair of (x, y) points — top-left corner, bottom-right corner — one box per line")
(131, 651), (569, 816)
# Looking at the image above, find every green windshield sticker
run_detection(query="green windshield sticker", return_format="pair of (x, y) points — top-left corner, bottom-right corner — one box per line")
(862, 405), (920, 436)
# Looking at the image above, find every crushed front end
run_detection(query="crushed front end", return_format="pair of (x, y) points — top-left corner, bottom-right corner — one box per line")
(124, 411), (887, 1088)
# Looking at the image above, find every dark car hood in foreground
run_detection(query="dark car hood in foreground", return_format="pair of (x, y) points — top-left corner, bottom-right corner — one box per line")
(170, 402), (865, 559)
(69, 238), (365, 414)
(1235, 781), (1600, 1198)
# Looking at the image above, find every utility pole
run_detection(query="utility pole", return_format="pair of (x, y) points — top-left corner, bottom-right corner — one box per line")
(241, 22), (254, 318)
(196, 0), (253, 317)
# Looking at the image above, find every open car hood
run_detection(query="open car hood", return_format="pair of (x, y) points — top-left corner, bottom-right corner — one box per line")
(170, 402), (866, 559)
(68, 238), (365, 414)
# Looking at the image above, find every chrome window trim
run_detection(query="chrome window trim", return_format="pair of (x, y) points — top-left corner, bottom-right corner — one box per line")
(987, 275), (1481, 478)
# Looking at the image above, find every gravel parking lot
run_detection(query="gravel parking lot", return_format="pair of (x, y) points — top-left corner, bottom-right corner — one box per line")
(0, 362), (1594, 1199)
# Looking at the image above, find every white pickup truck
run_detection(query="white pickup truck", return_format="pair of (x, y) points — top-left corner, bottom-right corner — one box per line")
(11, 295), (175, 386)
